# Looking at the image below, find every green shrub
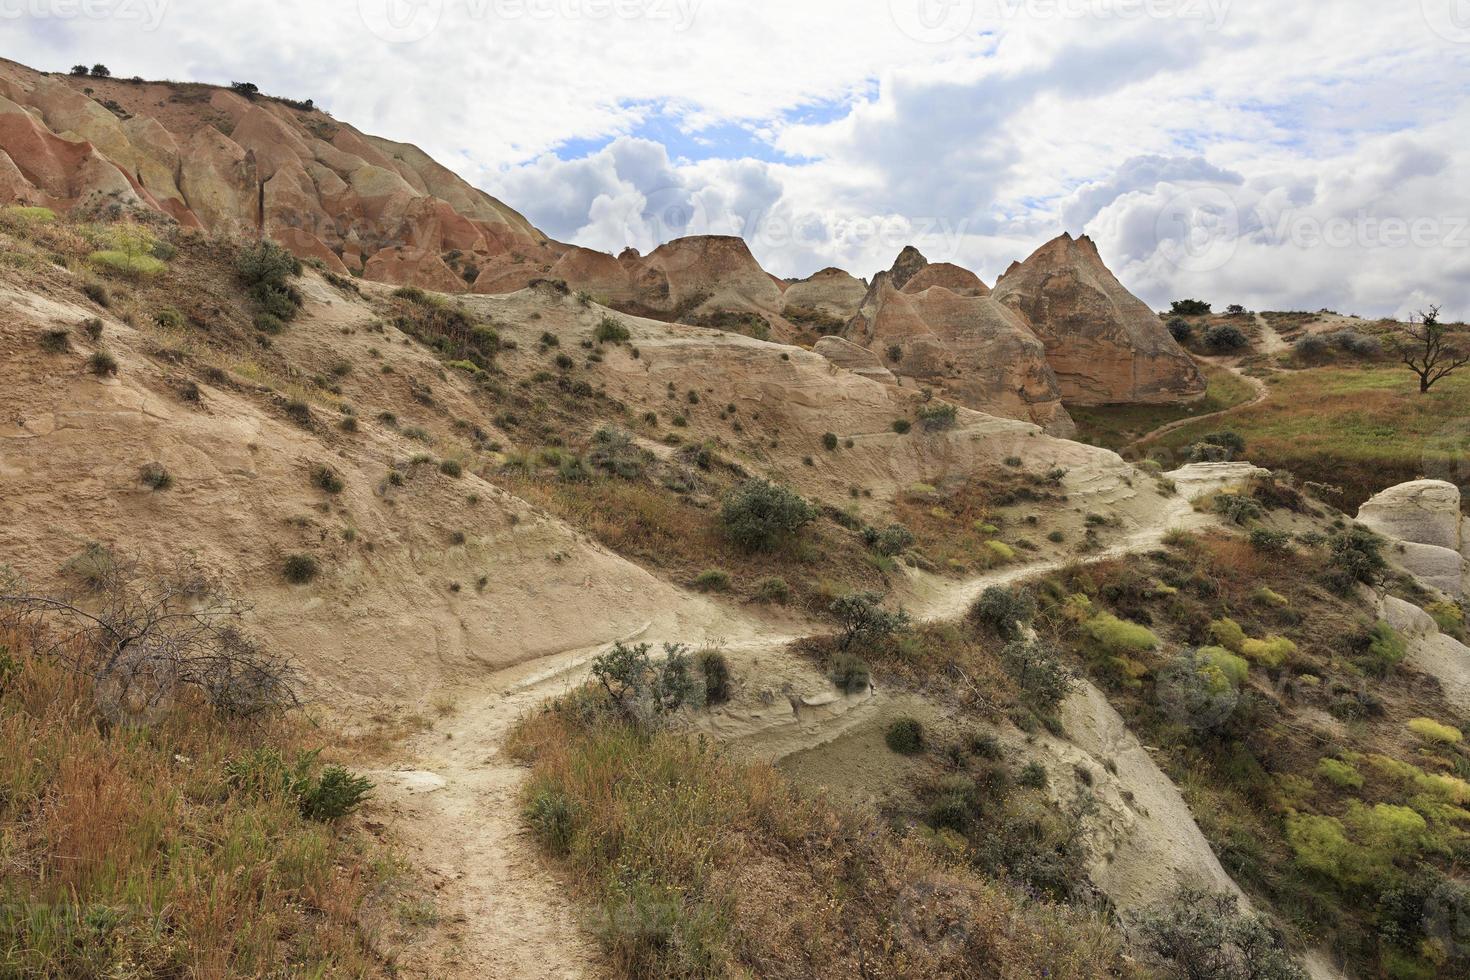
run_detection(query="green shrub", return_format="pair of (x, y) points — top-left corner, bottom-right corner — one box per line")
(1213, 493), (1263, 525)
(138, 462), (172, 491)
(39, 329), (70, 353)
(873, 524), (915, 557)
(1002, 640), (1075, 714)
(590, 642), (701, 722)
(697, 649), (732, 705)
(225, 748), (372, 822)
(1137, 887), (1306, 980)
(526, 789), (575, 856)
(892, 419), (912, 434)
(1204, 323), (1248, 351)
(1362, 620), (1407, 676)
(88, 348), (119, 376)
(718, 478), (815, 552)
(311, 465), (344, 493)
(985, 540), (1016, 563)
(754, 577), (790, 604)
(885, 718), (925, 755)
(829, 652), (871, 694)
(1249, 528), (1291, 553)
(155, 307), (183, 329)
(439, 459), (463, 478)
(970, 586), (1037, 640)
(594, 314), (630, 344)
(693, 569), (730, 593)
(282, 554), (319, 584)
(1329, 527), (1386, 589)
(830, 592), (911, 650)
(588, 427), (648, 479)
(822, 432), (838, 451)
(1017, 762), (1048, 789)
(916, 402), (958, 431)
(237, 240), (303, 322)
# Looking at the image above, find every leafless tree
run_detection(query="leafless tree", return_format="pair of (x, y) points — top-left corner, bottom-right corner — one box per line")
(0, 548), (299, 723)
(1394, 305), (1470, 393)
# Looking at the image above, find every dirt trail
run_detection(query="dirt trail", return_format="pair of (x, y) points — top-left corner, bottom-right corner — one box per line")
(361, 472), (1271, 979)
(1127, 314), (1292, 454)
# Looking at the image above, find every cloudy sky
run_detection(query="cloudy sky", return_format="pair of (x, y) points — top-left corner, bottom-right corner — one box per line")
(9, 0), (1470, 316)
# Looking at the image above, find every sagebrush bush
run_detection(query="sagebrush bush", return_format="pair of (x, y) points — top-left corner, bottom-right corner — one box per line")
(1137, 887), (1305, 980)
(693, 569), (730, 592)
(829, 652), (871, 694)
(697, 649), (732, 705)
(39, 329), (70, 353)
(139, 462), (172, 491)
(310, 464), (344, 493)
(970, 585), (1037, 640)
(831, 592), (911, 650)
(754, 576), (790, 604)
(282, 554), (319, 585)
(594, 314), (630, 344)
(885, 718), (925, 755)
(83, 344), (120, 375)
(718, 478), (815, 551)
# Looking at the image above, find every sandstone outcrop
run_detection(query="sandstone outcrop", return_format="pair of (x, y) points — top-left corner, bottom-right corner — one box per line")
(1357, 480), (1469, 596)
(991, 233), (1205, 405)
(812, 336), (897, 384)
(844, 267), (1074, 435)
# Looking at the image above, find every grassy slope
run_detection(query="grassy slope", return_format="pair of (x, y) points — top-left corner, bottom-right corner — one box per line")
(1068, 362), (1257, 451)
(1151, 365), (1470, 509)
(508, 693), (1134, 980)
(0, 629), (392, 977)
(1037, 528), (1470, 979)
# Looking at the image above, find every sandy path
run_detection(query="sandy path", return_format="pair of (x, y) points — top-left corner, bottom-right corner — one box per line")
(360, 471), (1313, 978)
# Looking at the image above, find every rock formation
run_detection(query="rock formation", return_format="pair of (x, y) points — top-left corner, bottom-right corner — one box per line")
(1357, 480), (1469, 597)
(0, 57), (1204, 425)
(844, 265), (1074, 436)
(990, 233), (1204, 405)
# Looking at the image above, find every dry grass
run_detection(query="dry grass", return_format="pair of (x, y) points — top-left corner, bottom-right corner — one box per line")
(0, 628), (389, 976)
(508, 691), (1135, 979)
(499, 472), (886, 610)
(1151, 364), (1470, 509)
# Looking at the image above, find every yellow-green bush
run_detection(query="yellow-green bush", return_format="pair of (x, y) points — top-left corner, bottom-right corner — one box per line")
(985, 540), (1015, 563)
(1198, 646), (1249, 687)
(1316, 757), (1364, 790)
(1407, 717), (1463, 744)
(1254, 587), (1289, 607)
(1240, 636), (1296, 668)
(1426, 601), (1463, 634)
(1084, 613), (1159, 655)
(1209, 617), (1247, 653)
(88, 249), (166, 277)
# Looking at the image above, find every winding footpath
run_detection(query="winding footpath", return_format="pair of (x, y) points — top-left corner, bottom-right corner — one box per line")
(1126, 314), (1288, 454)
(363, 473), (1342, 979)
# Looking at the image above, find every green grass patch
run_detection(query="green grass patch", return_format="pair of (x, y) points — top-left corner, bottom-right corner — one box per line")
(1069, 363), (1255, 450)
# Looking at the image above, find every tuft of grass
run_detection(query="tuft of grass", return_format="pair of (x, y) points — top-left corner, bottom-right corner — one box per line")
(39, 329), (70, 353)
(138, 462), (172, 491)
(1407, 717), (1463, 744)
(282, 553), (319, 585)
(693, 569), (730, 592)
(311, 464), (344, 494)
(87, 348), (119, 376)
